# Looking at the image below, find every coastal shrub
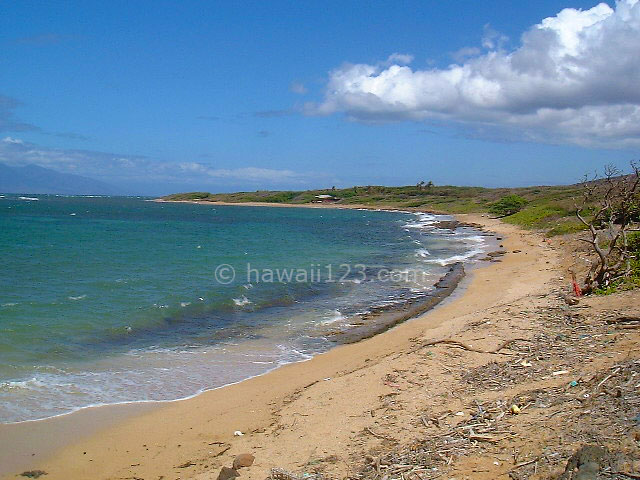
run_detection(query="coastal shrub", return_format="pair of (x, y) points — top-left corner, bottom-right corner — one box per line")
(593, 233), (640, 294)
(262, 191), (297, 203)
(577, 163), (640, 292)
(489, 195), (528, 217)
(165, 191), (212, 200)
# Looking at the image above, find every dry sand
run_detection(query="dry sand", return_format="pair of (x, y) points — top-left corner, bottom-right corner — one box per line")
(2, 212), (638, 480)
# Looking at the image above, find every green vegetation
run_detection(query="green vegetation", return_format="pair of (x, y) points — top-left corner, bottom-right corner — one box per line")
(160, 182), (593, 236)
(488, 195), (528, 217)
(593, 232), (640, 294)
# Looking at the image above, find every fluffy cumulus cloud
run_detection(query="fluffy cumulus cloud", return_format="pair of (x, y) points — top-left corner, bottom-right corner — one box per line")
(0, 137), (311, 188)
(311, 0), (640, 148)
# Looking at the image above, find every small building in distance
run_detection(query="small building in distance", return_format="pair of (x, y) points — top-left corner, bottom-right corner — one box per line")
(313, 194), (339, 203)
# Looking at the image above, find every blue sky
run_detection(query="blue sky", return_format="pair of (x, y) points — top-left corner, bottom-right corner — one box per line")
(1, 0), (639, 194)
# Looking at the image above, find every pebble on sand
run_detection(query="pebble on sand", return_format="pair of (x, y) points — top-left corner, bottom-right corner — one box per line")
(233, 453), (255, 469)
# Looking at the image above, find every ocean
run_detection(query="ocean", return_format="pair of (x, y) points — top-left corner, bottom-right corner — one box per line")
(0, 194), (492, 422)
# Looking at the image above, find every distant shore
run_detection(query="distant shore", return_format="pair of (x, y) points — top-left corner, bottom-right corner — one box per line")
(153, 197), (440, 212)
(153, 197), (491, 230)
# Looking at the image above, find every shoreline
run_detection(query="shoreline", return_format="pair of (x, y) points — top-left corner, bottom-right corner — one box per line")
(0, 205), (491, 425)
(0, 213), (539, 479)
(153, 198), (454, 215)
(0, 263), (466, 427)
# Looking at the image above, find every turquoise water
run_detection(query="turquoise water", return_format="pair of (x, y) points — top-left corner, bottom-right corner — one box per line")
(0, 195), (490, 422)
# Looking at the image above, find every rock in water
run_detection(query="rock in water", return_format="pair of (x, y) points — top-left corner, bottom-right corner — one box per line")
(233, 453), (255, 469)
(217, 466), (239, 480)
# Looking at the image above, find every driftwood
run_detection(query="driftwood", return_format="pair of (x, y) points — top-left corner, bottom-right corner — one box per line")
(606, 316), (640, 329)
(364, 427), (395, 442)
(606, 316), (640, 324)
(415, 338), (529, 355)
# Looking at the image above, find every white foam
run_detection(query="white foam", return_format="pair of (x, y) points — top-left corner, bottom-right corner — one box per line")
(421, 243), (486, 266)
(342, 278), (362, 284)
(68, 295), (87, 301)
(233, 296), (251, 306)
(403, 212), (439, 229)
(18, 196), (39, 201)
(322, 310), (346, 325)
(0, 378), (47, 391)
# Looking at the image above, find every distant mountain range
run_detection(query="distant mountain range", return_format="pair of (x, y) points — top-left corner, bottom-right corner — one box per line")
(0, 163), (122, 195)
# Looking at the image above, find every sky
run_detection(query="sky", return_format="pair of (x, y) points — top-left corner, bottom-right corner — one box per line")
(1, 0), (639, 195)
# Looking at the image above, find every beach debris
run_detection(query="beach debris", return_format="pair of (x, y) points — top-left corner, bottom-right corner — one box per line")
(268, 468), (302, 480)
(570, 270), (583, 297)
(562, 293), (580, 305)
(364, 427), (395, 442)
(353, 291), (640, 480)
(217, 466), (240, 480)
(606, 316), (640, 329)
(415, 337), (529, 355)
(233, 453), (255, 469)
(233, 430), (244, 436)
(554, 445), (614, 480)
(19, 472), (47, 479)
(176, 461), (195, 468)
(266, 468), (324, 480)
(510, 404), (521, 414)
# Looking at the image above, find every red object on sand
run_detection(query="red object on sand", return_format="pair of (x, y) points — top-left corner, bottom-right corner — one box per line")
(573, 281), (583, 297)
(570, 271), (583, 297)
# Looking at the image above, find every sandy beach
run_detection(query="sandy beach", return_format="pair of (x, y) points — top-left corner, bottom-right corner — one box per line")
(2, 212), (638, 480)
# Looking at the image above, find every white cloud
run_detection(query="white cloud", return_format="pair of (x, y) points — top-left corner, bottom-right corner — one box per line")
(290, 81), (308, 95)
(311, 0), (640, 147)
(384, 53), (414, 65)
(176, 163), (305, 182)
(451, 46), (481, 63)
(481, 24), (509, 50)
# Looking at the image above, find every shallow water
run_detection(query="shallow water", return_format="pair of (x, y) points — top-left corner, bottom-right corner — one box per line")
(0, 195), (491, 422)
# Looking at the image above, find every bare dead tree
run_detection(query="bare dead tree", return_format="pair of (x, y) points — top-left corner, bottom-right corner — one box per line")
(575, 161), (640, 292)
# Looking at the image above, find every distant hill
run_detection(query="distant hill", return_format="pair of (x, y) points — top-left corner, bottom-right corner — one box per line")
(0, 163), (122, 195)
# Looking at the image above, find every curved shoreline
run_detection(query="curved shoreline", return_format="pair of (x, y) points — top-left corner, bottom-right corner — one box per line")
(0, 205), (488, 425)
(0, 263), (466, 428)
(328, 262), (466, 345)
(0, 214), (536, 478)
